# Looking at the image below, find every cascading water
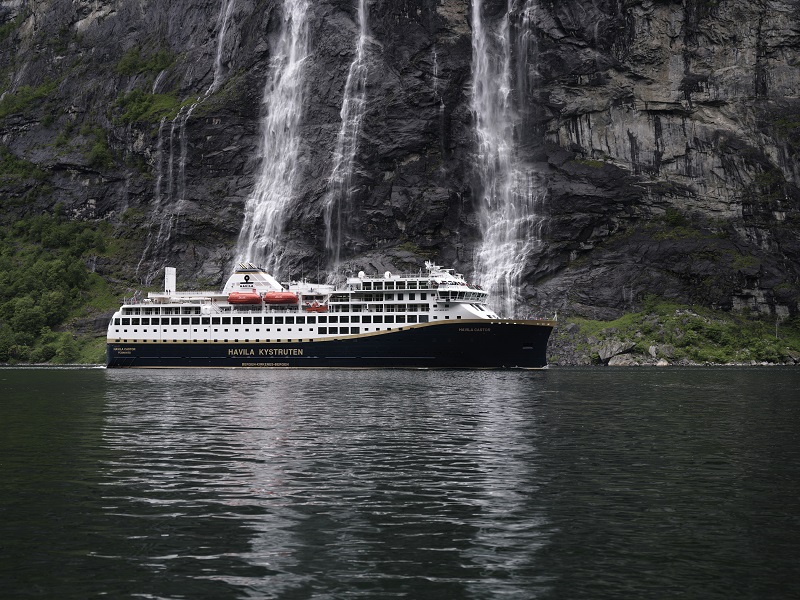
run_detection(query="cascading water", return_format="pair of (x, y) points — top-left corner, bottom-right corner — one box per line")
(235, 0), (310, 272)
(211, 0), (236, 93)
(138, 0), (238, 278)
(323, 0), (369, 277)
(471, 0), (544, 318)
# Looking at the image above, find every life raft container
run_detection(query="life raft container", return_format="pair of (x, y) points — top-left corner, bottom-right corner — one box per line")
(263, 291), (299, 305)
(303, 301), (328, 313)
(227, 291), (262, 304)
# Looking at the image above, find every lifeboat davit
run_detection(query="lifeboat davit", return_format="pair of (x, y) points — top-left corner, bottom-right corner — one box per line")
(263, 291), (299, 305)
(227, 291), (262, 304)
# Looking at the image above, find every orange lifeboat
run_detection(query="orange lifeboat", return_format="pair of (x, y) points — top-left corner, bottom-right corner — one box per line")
(227, 291), (262, 304)
(303, 301), (328, 313)
(263, 291), (299, 305)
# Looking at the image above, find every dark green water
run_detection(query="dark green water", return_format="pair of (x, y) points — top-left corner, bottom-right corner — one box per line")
(1, 367), (798, 599)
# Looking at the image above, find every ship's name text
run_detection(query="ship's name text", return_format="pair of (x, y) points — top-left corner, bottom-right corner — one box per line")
(228, 348), (304, 357)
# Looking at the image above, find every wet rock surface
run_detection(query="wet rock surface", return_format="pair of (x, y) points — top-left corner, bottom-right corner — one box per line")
(1, 0), (799, 341)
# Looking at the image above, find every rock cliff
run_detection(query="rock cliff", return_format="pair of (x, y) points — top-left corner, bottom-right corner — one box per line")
(1, 0), (799, 327)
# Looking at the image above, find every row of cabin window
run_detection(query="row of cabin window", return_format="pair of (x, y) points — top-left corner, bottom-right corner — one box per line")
(114, 310), (437, 326)
(359, 280), (432, 291)
(346, 293), (428, 302)
(115, 314), (432, 328)
(122, 306), (201, 315)
(114, 304), (428, 325)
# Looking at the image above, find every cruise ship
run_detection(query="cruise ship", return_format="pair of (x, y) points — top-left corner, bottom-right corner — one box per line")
(106, 262), (555, 368)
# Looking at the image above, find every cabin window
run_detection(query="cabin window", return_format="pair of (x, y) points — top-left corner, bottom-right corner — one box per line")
(318, 316), (327, 323)
(385, 316), (395, 323)
(421, 293), (427, 300)
(396, 315), (406, 323)
(362, 282), (372, 290)
(232, 317), (241, 324)
(384, 294), (394, 301)
(121, 318), (130, 325)
(222, 317), (231, 325)
(373, 315), (383, 323)
(385, 282), (394, 290)
(114, 318), (120, 325)
(243, 317), (252, 324)
(275, 317), (284, 324)
(409, 293), (415, 301)
(351, 327), (360, 334)
(181, 318), (190, 325)
(202, 317), (210, 325)
(350, 316), (359, 323)
(340, 316), (350, 323)
(296, 316), (305, 324)
(408, 315), (417, 323)
(420, 281), (429, 289)
(253, 317), (261, 324)
(319, 327), (328, 334)
(407, 281), (417, 290)
(373, 282), (383, 291)
(307, 317), (316, 324)
(396, 281), (406, 290)
(191, 317), (200, 325)
(212, 317), (220, 325)
(329, 327), (338, 335)
(362, 315), (371, 323)
(420, 315), (429, 323)
(264, 317), (273, 324)
(329, 316), (338, 323)
(285, 317), (294, 324)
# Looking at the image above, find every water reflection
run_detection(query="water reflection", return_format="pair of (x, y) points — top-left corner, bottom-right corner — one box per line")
(101, 370), (554, 598)
(4, 367), (800, 598)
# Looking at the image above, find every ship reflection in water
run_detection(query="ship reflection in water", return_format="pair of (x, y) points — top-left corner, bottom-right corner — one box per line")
(4, 367), (799, 599)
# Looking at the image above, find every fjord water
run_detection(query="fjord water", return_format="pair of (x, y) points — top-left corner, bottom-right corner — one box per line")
(2, 368), (799, 599)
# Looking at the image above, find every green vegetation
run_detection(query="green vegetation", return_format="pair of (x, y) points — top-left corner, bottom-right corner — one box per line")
(0, 208), (118, 364)
(0, 146), (47, 181)
(113, 89), (186, 124)
(0, 80), (59, 119)
(0, 11), (25, 42)
(569, 297), (800, 364)
(572, 158), (606, 169)
(115, 47), (175, 76)
(85, 137), (114, 169)
(397, 241), (437, 260)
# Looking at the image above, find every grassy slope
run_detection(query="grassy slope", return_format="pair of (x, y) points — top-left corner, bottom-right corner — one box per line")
(553, 298), (800, 365)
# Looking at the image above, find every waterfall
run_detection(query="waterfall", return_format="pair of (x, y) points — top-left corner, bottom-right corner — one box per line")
(471, 0), (544, 318)
(324, 0), (369, 276)
(137, 0), (238, 278)
(235, 0), (310, 272)
(212, 0), (236, 93)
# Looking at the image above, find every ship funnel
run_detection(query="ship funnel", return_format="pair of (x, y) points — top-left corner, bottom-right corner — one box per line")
(164, 267), (176, 294)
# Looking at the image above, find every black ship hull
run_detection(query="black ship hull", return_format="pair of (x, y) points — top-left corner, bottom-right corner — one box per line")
(106, 319), (554, 369)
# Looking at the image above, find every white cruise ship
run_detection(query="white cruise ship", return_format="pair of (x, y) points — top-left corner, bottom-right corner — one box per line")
(106, 262), (554, 368)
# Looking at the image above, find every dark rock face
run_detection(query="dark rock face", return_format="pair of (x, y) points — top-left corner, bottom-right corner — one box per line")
(1, 0), (799, 323)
